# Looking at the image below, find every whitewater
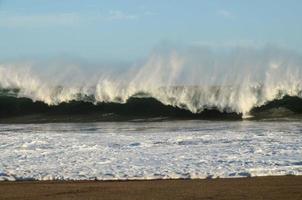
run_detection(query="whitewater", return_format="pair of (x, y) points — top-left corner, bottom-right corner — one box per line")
(0, 45), (302, 119)
(1, 121), (302, 181)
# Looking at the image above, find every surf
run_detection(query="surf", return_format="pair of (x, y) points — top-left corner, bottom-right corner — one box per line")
(0, 45), (301, 122)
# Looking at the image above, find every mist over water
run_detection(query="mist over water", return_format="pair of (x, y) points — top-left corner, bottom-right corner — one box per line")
(0, 45), (301, 118)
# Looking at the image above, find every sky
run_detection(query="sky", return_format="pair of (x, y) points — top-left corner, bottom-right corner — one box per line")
(0, 0), (301, 62)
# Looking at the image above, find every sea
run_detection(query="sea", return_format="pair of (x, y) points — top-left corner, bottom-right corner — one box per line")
(0, 46), (302, 180)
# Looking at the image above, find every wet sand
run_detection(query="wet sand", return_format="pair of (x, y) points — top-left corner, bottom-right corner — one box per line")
(0, 176), (301, 200)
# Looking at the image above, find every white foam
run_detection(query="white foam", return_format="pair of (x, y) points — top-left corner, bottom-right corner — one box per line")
(0, 121), (301, 181)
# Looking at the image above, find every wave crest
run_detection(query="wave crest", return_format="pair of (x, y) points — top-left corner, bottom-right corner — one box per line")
(0, 45), (302, 119)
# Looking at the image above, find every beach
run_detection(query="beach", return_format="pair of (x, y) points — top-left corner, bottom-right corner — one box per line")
(1, 176), (301, 200)
(1, 1), (302, 200)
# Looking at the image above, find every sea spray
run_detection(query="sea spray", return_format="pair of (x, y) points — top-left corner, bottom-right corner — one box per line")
(0, 45), (301, 118)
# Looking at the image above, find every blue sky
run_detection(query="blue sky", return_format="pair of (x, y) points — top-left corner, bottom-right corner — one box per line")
(0, 0), (301, 61)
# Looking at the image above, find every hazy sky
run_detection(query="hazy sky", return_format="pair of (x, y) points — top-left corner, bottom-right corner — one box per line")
(0, 0), (301, 61)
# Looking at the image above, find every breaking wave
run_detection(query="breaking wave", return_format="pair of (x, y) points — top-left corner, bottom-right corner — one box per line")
(0, 45), (302, 122)
(0, 89), (302, 123)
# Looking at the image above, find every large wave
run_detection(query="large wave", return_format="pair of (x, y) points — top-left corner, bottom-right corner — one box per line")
(0, 45), (302, 122)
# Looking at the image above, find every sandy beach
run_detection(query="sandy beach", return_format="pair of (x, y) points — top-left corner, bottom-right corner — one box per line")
(0, 176), (301, 200)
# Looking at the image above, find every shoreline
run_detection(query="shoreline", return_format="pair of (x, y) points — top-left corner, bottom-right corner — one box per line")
(1, 176), (302, 200)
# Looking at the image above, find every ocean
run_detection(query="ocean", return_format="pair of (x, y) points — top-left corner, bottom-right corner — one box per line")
(0, 46), (302, 181)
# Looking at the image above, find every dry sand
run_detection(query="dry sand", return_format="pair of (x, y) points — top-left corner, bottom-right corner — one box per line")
(0, 176), (301, 200)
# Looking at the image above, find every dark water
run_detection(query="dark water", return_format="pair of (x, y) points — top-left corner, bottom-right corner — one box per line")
(1, 94), (302, 123)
